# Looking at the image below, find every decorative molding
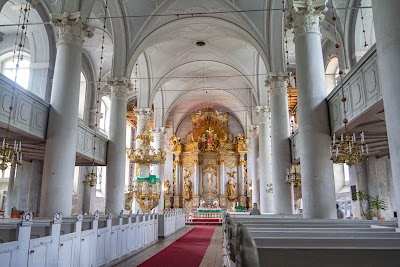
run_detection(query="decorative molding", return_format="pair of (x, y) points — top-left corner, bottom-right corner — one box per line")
(119, 210), (124, 217)
(21, 211), (33, 226)
(107, 77), (132, 99)
(286, 0), (327, 40)
(53, 212), (63, 224)
(107, 212), (113, 219)
(256, 105), (269, 122)
(94, 210), (100, 220)
(76, 212), (83, 221)
(268, 72), (290, 97)
(51, 12), (94, 48)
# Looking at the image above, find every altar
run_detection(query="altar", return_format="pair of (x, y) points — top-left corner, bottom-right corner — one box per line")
(169, 108), (250, 215)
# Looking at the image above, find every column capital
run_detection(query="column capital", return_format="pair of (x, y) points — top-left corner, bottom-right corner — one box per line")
(133, 108), (153, 117)
(286, 0), (327, 40)
(51, 12), (94, 47)
(249, 125), (259, 136)
(256, 105), (270, 122)
(152, 127), (166, 139)
(267, 72), (291, 97)
(107, 77), (132, 99)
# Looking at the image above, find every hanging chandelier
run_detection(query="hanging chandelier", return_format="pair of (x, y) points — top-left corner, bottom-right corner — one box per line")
(0, 141), (22, 171)
(83, 167), (97, 187)
(83, 0), (109, 187)
(329, 10), (368, 167)
(286, 164), (301, 187)
(330, 117), (369, 166)
(0, 3), (32, 171)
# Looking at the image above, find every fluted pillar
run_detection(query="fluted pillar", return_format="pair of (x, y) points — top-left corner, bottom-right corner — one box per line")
(40, 12), (93, 217)
(287, 0), (336, 218)
(105, 77), (132, 214)
(372, 0), (400, 226)
(237, 154), (246, 206)
(218, 155), (227, 207)
(248, 125), (259, 207)
(269, 73), (293, 214)
(173, 155), (181, 207)
(192, 155), (200, 208)
(256, 106), (273, 213)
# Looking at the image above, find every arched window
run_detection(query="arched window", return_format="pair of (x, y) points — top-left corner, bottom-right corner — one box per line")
(325, 57), (339, 95)
(99, 96), (110, 135)
(0, 53), (30, 89)
(78, 72), (87, 120)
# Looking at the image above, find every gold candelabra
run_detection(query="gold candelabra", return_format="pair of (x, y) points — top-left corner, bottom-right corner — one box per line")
(0, 140), (22, 171)
(83, 167), (97, 187)
(330, 131), (368, 166)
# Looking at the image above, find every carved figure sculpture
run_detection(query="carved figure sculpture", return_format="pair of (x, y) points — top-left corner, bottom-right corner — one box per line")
(183, 170), (193, 200)
(164, 180), (171, 194)
(227, 177), (236, 198)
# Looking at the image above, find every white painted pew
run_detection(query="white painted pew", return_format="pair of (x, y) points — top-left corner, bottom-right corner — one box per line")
(0, 209), (187, 267)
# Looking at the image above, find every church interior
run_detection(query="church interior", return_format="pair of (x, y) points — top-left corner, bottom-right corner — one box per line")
(0, 0), (400, 266)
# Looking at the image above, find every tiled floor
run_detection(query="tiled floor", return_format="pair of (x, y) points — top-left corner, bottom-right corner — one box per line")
(114, 226), (223, 267)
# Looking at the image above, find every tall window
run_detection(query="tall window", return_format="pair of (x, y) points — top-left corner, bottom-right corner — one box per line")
(325, 57), (339, 95)
(78, 72), (87, 120)
(1, 54), (30, 89)
(99, 96), (110, 135)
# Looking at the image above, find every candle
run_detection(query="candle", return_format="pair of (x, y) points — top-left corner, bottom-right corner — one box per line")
(332, 133), (335, 145)
(366, 145), (368, 154)
(361, 132), (365, 143)
(353, 133), (356, 142)
(330, 146), (332, 158)
(341, 134), (344, 141)
(2, 138), (4, 148)
(19, 142), (21, 151)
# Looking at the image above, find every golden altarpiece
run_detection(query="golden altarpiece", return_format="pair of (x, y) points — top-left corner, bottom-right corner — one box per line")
(169, 108), (249, 213)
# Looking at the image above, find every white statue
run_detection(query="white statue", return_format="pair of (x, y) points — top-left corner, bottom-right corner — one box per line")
(207, 172), (213, 192)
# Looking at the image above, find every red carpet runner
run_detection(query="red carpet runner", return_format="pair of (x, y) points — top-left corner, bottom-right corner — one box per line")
(138, 226), (216, 267)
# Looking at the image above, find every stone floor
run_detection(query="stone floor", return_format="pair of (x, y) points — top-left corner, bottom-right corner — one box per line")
(114, 226), (223, 267)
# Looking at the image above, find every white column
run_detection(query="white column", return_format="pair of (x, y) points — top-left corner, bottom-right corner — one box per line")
(372, 0), (400, 226)
(269, 73), (293, 214)
(256, 106), (273, 213)
(192, 155), (200, 208)
(287, 1), (336, 218)
(152, 127), (166, 213)
(248, 125), (259, 207)
(82, 166), (97, 215)
(4, 165), (17, 218)
(40, 13), (93, 217)
(105, 77), (132, 214)
(28, 160), (43, 214)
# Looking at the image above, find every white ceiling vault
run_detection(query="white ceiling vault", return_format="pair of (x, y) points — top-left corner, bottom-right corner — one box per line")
(112, 0), (276, 132)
